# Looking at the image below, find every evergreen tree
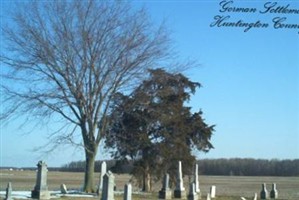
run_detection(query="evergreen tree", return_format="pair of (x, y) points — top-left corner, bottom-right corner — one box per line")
(105, 69), (214, 191)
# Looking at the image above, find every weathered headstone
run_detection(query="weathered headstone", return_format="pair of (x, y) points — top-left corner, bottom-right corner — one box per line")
(187, 182), (198, 200)
(194, 164), (200, 193)
(101, 171), (115, 200)
(260, 183), (269, 199)
(123, 183), (132, 200)
(60, 184), (68, 194)
(31, 161), (50, 200)
(159, 173), (172, 199)
(270, 183), (278, 199)
(206, 193), (211, 200)
(174, 161), (186, 199)
(98, 161), (107, 194)
(5, 182), (13, 200)
(210, 185), (216, 198)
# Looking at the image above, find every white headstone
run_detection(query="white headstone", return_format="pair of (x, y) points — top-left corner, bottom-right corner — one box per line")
(270, 183), (278, 199)
(174, 161), (186, 199)
(260, 183), (269, 199)
(60, 184), (68, 194)
(177, 161), (185, 191)
(253, 193), (257, 200)
(210, 185), (216, 198)
(101, 171), (115, 200)
(194, 164), (200, 193)
(206, 193), (211, 200)
(31, 161), (50, 199)
(159, 173), (172, 199)
(187, 182), (198, 200)
(5, 182), (13, 200)
(123, 183), (132, 200)
(98, 161), (107, 193)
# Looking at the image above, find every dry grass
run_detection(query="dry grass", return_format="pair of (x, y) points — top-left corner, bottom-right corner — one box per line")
(0, 170), (298, 199)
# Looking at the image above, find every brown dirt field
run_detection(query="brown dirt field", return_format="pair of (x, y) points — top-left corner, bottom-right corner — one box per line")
(0, 170), (298, 199)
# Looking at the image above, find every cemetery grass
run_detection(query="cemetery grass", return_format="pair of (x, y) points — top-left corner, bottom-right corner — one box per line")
(1, 170), (298, 200)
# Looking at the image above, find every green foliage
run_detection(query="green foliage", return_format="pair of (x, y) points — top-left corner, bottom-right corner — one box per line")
(105, 69), (215, 188)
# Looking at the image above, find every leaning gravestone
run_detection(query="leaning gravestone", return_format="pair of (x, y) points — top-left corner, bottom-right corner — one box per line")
(270, 183), (278, 199)
(260, 183), (269, 199)
(101, 171), (115, 200)
(159, 173), (172, 199)
(5, 182), (13, 200)
(123, 183), (132, 200)
(31, 161), (50, 200)
(187, 182), (198, 200)
(60, 184), (68, 194)
(174, 161), (186, 199)
(98, 161), (107, 194)
(210, 185), (216, 198)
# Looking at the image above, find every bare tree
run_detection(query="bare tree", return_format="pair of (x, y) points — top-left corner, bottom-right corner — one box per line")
(1, 1), (173, 192)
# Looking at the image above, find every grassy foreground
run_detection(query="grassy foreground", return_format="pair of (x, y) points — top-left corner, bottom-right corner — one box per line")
(0, 170), (298, 199)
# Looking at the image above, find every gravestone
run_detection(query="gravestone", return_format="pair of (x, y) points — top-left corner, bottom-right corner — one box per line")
(260, 183), (269, 199)
(98, 161), (107, 194)
(194, 164), (200, 193)
(187, 182), (198, 200)
(206, 193), (211, 200)
(101, 171), (115, 200)
(159, 173), (172, 199)
(31, 161), (50, 199)
(270, 183), (278, 199)
(210, 185), (216, 198)
(123, 183), (132, 200)
(5, 182), (13, 200)
(60, 184), (68, 194)
(174, 161), (186, 199)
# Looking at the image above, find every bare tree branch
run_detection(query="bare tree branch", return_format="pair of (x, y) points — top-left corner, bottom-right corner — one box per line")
(0, 1), (191, 192)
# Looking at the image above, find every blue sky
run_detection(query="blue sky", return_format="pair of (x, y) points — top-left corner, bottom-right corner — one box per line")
(1, 1), (298, 167)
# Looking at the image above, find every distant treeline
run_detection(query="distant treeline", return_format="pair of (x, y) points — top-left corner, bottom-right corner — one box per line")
(60, 158), (299, 176)
(197, 158), (299, 176)
(60, 160), (133, 173)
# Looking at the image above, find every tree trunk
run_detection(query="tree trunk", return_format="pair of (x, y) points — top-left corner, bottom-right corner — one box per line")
(84, 150), (96, 193)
